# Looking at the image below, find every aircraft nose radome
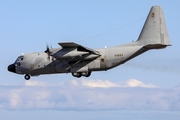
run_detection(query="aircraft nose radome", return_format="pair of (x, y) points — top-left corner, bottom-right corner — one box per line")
(8, 64), (16, 73)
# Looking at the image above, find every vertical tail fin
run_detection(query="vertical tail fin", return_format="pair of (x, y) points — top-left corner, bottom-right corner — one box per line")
(137, 6), (171, 47)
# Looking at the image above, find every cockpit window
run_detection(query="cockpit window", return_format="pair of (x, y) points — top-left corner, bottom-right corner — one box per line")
(16, 56), (24, 62)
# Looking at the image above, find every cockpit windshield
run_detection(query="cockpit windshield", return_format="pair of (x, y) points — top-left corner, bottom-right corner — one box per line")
(16, 56), (24, 62)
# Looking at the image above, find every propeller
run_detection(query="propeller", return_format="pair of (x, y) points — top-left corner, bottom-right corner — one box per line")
(45, 44), (52, 61)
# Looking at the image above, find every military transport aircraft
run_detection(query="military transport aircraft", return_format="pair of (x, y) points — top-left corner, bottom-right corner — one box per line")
(8, 6), (171, 80)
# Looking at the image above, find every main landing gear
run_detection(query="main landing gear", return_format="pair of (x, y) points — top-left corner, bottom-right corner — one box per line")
(24, 74), (30, 80)
(72, 72), (91, 78)
(23, 72), (91, 80)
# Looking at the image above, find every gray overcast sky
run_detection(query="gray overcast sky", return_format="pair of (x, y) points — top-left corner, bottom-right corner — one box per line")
(1, 0), (180, 120)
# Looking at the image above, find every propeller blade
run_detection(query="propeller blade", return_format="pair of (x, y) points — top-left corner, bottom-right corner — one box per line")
(45, 44), (51, 61)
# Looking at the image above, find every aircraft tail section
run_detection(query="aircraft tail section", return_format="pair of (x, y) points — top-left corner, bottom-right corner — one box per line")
(137, 6), (171, 48)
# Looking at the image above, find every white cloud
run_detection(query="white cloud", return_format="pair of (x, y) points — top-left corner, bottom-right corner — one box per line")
(0, 79), (179, 111)
(122, 79), (158, 88)
(24, 80), (50, 87)
(78, 79), (117, 88)
(56, 79), (158, 88)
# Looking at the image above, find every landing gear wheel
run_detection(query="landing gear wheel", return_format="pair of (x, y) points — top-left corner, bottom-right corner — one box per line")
(24, 74), (30, 80)
(72, 72), (82, 78)
(76, 73), (82, 78)
(81, 72), (91, 77)
(85, 72), (91, 77)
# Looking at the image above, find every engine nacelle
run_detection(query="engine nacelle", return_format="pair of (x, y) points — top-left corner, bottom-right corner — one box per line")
(83, 54), (100, 60)
(53, 50), (89, 60)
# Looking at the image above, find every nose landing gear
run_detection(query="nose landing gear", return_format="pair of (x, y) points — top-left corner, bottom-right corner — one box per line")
(24, 74), (30, 80)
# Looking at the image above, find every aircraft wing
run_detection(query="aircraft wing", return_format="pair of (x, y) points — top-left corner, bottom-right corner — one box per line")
(58, 42), (100, 55)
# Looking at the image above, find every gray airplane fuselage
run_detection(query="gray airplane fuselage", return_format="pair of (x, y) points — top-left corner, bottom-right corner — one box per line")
(12, 44), (142, 75)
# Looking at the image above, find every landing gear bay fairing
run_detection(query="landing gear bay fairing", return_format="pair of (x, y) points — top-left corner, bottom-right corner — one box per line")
(8, 6), (171, 80)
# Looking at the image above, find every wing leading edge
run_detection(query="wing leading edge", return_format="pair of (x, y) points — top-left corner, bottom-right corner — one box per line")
(58, 42), (100, 55)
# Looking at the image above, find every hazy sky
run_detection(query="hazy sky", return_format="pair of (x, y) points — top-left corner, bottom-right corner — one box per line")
(1, 0), (180, 120)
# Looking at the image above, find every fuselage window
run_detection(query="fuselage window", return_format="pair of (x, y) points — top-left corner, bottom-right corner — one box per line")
(16, 56), (24, 62)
